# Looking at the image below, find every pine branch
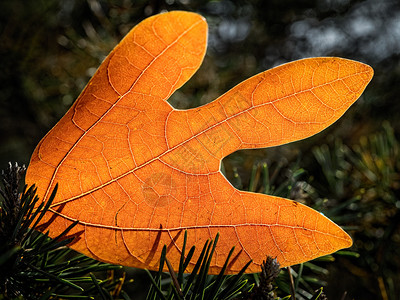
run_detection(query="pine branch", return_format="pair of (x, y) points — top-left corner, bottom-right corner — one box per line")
(0, 162), (126, 299)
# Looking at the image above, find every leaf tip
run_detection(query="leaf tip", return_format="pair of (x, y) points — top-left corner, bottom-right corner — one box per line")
(333, 224), (353, 252)
(358, 61), (374, 83)
(343, 230), (353, 248)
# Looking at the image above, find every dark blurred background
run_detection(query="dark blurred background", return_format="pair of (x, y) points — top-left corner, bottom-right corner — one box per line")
(1, 0), (399, 299)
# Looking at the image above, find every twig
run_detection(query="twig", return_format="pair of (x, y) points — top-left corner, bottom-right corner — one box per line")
(287, 266), (296, 300)
(165, 256), (184, 299)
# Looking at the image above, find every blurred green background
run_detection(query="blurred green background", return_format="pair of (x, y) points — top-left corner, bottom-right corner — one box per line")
(1, 0), (399, 299)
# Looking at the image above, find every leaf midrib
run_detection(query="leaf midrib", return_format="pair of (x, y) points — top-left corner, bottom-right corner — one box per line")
(50, 68), (370, 209)
(45, 205), (351, 243)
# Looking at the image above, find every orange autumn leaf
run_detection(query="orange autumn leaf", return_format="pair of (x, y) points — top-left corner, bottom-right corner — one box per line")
(26, 11), (373, 274)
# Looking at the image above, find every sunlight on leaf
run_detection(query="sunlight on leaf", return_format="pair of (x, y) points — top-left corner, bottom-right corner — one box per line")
(26, 11), (373, 274)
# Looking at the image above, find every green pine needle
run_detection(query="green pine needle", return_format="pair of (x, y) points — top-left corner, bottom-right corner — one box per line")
(0, 163), (127, 299)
